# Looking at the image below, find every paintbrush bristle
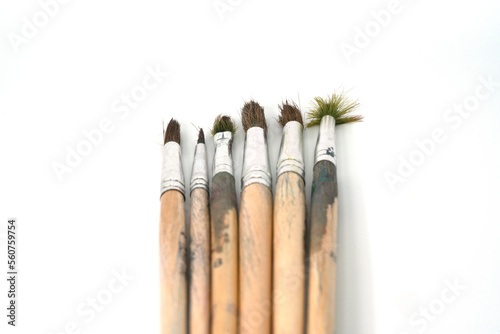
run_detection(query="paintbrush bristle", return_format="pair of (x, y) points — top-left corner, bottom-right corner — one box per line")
(164, 118), (180, 144)
(241, 100), (267, 133)
(211, 115), (237, 135)
(278, 100), (303, 127)
(306, 93), (363, 127)
(197, 128), (205, 144)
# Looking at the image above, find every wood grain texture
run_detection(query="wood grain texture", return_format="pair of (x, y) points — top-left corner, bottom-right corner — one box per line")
(239, 183), (273, 334)
(273, 172), (306, 334)
(190, 188), (211, 334)
(307, 161), (338, 334)
(159, 190), (187, 334)
(210, 172), (239, 334)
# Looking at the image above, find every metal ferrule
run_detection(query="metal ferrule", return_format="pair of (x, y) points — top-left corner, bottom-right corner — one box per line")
(190, 143), (209, 193)
(241, 127), (272, 189)
(160, 141), (185, 198)
(276, 121), (305, 180)
(213, 131), (234, 177)
(314, 115), (337, 166)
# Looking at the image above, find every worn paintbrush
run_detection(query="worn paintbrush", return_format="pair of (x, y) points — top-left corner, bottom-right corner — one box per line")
(305, 93), (362, 334)
(273, 100), (306, 334)
(159, 119), (187, 334)
(189, 128), (210, 334)
(210, 115), (239, 334)
(238, 101), (273, 334)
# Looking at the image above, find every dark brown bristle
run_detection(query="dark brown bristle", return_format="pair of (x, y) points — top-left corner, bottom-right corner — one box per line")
(164, 118), (180, 144)
(241, 100), (267, 133)
(278, 100), (303, 127)
(197, 128), (205, 144)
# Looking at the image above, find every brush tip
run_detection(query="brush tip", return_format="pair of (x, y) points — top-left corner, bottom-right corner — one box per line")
(241, 100), (267, 133)
(164, 118), (180, 144)
(197, 128), (205, 144)
(211, 114), (237, 135)
(278, 100), (303, 127)
(306, 92), (363, 127)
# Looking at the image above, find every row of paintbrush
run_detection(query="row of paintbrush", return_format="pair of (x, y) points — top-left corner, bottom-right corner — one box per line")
(159, 93), (362, 334)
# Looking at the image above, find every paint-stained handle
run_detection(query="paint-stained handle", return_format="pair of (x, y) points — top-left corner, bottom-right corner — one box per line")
(307, 161), (338, 334)
(211, 172), (239, 334)
(273, 172), (306, 334)
(190, 188), (210, 334)
(239, 183), (273, 334)
(160, 190), (187, 334)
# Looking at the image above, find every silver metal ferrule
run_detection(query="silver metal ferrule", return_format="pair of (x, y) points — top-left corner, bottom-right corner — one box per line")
(276, 121), (305, 180)
(160, 141), (185, 198)
(213, 131), (234, 177)
(190, 143), (209, 193)
(314, 115), (337, 166)
(241, 127), (272, 189)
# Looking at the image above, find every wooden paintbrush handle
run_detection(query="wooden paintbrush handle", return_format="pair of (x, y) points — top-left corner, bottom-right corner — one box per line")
(190, 188), (210, 334)
(273, 172), (306, 334)
(239, 183), (273, 334)
(307, 161), (338, 334)
(160, 190), (187, 334)
(210, 172), (239, 334)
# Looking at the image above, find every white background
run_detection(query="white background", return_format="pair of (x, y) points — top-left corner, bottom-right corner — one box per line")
(1, 0), (500, 333)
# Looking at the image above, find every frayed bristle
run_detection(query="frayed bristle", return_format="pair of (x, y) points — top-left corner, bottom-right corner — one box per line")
(164, 118), (180, 144)
(211, 114), (237, 135)
(197, 128), (205, 144)
(241, 100), (267, 133)
(306, 93), (363, 127)
(278, 100), (303, 127)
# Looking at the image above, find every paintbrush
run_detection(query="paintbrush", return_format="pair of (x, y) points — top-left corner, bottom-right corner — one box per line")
(239, 101), (273, 334)
(273, 100), (306, 334)
(305, 93), (362, 334)
(159, 119), (187, 334)
(189, 128), (210, 334)
(210, 115), (239, 334)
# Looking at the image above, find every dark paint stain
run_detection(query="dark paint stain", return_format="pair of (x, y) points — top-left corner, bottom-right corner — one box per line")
(211, 172), (238, 253)
(280, 171), (305, 202)
(329, 250), (336, 261)
(176, 230), (188, 276)
(213, 258), (223, 268)
(310, 161), (338, 255)
(326, 146), (335, 158)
